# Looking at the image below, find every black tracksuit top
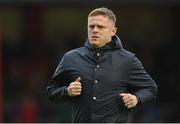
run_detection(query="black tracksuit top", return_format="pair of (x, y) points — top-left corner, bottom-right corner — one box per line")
(46, 35), (158, 122)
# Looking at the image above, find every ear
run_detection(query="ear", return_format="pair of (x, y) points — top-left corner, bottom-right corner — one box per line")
(111, 27), (117, 36)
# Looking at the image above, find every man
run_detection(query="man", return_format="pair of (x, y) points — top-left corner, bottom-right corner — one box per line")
(46, 7), (158, 122)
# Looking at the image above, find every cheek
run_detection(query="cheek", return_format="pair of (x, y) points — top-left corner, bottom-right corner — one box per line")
(88, 30), (92, 38)
(104, 31), (112, 38)
(87, 29), (90, 33)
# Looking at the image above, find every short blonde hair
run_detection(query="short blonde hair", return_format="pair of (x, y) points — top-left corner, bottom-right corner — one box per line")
(88, 7), (116, 25)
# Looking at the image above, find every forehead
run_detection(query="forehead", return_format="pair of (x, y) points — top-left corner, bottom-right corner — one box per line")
(88, 15), (112, 24)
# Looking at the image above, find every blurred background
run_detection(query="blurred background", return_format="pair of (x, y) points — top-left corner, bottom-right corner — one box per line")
(0, 0), (180, 122)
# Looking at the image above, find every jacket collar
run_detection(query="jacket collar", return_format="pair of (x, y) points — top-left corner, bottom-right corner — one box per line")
(84, 35), (123, 51)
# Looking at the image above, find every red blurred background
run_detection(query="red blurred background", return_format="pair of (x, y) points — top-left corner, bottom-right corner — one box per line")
(0, 0), (180, 122)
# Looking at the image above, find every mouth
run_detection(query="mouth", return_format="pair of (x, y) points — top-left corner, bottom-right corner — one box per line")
(91, 36), (99, 40)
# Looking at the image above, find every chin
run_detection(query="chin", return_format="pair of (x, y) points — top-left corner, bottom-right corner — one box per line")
(90, 42), (99, 48)
(90, 39), (100, 47)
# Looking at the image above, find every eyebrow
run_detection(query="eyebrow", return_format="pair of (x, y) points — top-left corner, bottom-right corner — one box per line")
(89, 23), (106, 27)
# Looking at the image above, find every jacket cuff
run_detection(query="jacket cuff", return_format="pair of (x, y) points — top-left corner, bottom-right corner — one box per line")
(135, 94), (141, 106)
(64, 86), (69, 96)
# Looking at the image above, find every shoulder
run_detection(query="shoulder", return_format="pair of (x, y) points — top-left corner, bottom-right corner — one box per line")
(64, 47), (86, 58)
(119, 49), (144, 68)
(117, 48), (136, 60)
(116, 48), (143, 69)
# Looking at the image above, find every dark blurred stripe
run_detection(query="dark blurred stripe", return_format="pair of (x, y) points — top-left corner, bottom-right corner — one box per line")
(0, 19), (3, 122)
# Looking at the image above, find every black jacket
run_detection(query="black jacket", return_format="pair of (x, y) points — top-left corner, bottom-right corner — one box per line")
(46, 35), (158, 122)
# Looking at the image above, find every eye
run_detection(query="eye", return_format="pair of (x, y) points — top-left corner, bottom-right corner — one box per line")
(89, 25), (95, 29)
(97, 25), (105, 29)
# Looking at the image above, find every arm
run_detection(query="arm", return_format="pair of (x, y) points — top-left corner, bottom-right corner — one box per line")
(46, 55), (73, 103)
(129, 56), (158, 104)
(120, 56), (158, 109)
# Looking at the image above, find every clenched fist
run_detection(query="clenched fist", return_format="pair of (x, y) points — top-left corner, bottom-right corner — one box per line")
(119, 93), (139, 109)
(67, 77), (82, 97)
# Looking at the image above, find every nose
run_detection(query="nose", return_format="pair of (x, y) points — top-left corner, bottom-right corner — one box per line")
(92, 26), (98, 33)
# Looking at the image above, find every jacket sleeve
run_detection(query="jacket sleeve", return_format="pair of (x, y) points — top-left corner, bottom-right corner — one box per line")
(129, 56), (158, 104)
(46, 55), (73, 103)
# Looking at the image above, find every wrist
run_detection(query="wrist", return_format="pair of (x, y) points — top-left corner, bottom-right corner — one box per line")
(65, 86), (70, 96)
(136, 95), (141, 105)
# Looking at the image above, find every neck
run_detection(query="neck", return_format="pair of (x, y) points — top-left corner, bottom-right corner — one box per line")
(93, 38), (112, 49)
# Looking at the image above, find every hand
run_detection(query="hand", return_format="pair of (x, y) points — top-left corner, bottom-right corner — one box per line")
(119, 93), (138, 109)
(67, 77), (82, 97)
